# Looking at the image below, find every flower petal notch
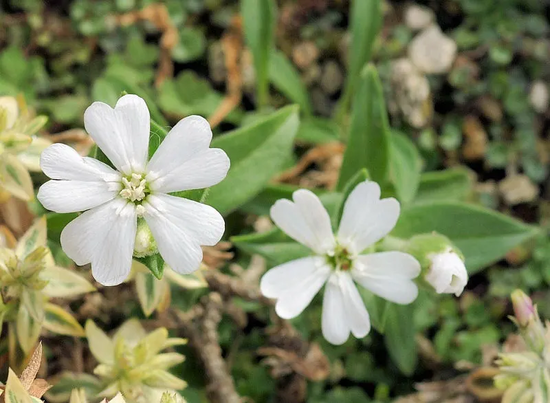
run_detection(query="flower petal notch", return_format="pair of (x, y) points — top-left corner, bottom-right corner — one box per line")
(38, 94), (230, 286)
(260, 180), (421, 345)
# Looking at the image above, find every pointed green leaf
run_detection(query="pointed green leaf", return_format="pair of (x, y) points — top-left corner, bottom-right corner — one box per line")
(390, 131), (422, 205)
(241, 0), (276, 106)
(269, 50), (312, 115)
(338, 65), (391, 189)
(415, 168), (473, 203)
(336, 0), (382, 119)
(384, 303), (418, 376)
(392, 201), (540, 273)
(208, 105), (300, 215)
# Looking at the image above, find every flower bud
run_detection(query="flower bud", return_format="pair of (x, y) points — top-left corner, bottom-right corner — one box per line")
(510, 290), (546, 354)
(133, 219), (157, 258)
(512, 290), (536, 328)
(406, 233), (468, 296)
(425, 249), (468, 296)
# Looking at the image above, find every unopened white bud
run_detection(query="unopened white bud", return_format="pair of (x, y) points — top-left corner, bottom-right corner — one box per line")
(425, 249), (468, 297)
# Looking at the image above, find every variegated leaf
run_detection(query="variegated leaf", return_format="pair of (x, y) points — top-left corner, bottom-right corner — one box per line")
(18, 136), (51, 172)
(0, 96), (18, 130)
(43, 373), (102, 403)
(21, 289), (45, 322)
(0, 153), (34, 201)
(41, 266), (95, 298)
(5, 368), (33, 403)
(16, 304), (41, 354)
(135, 272), (167, 317)
(23, 116), (48, 136)
(164, 267), (207, 289)
(16, 217), (47, 260)
(42, 304), (84, 337)
(85, 320), (114, 365)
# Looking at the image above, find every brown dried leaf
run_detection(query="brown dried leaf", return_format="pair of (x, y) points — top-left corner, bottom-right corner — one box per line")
(258, 342), (329, 382)
(20, 342), (42, 389)
(465, 367), (502, 402)
(28, 378), (52, 398)
(462, 116), (487, 160)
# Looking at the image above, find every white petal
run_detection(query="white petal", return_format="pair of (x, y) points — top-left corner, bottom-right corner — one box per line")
(339, 272), (371, 338)
(322, 272), (371, 345)
(337, 181), (400, 254)
(40, 143), (120, 181)
(84, 94), (150, 174)
(352, 252), (420, 304)
(147, 115), (229, 193)
(60, 198), (137, 286)
(143, 194), (224, 275)
(38, 180), (118, 213)
(322, 273), (349, 345)
(260, 256), (330, 319)
(270, 189), (335, 255)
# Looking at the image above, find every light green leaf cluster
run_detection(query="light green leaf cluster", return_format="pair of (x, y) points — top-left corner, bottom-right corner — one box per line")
(0, 96), (49, 202)
(84, 319), (187, 403)
(0, 218), (95, 354)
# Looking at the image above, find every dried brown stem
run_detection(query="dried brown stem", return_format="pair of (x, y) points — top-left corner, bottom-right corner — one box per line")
(176, 293), (241, 403)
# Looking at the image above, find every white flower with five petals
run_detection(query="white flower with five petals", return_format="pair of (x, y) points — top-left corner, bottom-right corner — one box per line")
(37, 94), (229, 286)
(260, 181), (421, 345)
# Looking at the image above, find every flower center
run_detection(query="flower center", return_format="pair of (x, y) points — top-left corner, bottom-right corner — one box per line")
(120, 173), (149, 202)
(326, 245), (354, 271)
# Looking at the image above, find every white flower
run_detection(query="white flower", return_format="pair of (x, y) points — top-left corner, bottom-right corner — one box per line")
(425, 249), (468, 296)
(260, 181), (421, 345)
(37, 95), (230, 286)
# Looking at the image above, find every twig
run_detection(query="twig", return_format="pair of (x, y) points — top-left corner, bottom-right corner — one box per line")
(203, 270), (273, 305)
(207, 16), (243, 129)
(176, 293), (241, 403)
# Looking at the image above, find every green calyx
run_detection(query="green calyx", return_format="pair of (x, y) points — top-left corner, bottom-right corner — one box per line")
(133, 219), (158, 258)
(326, 244), (354, 271)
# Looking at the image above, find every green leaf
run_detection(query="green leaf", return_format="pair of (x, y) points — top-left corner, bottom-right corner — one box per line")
(158, 72), (243, 124)
(149, 118), (169, 159)
(338, 65), (391, 189)
(296, 117), (340, 144)
(335, 168), (370, 227)
(135, 253), (165, 280)
(45, 373), (103, 403)
(269, 50), (312, 115)
(335, 0), (382, 119)
(208, 105), (300, 215)
(415, 168), (472, 203)
(357, 288), (388, 334)
(232, 228), (310, 267)
(46, 213), (78, 244)
(390, 131), (422, 204)
(241, 0), (276, 106)
(172, 27), (206, 63)
(392, 201), (540, 273)
(384, 303), (417, 375)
